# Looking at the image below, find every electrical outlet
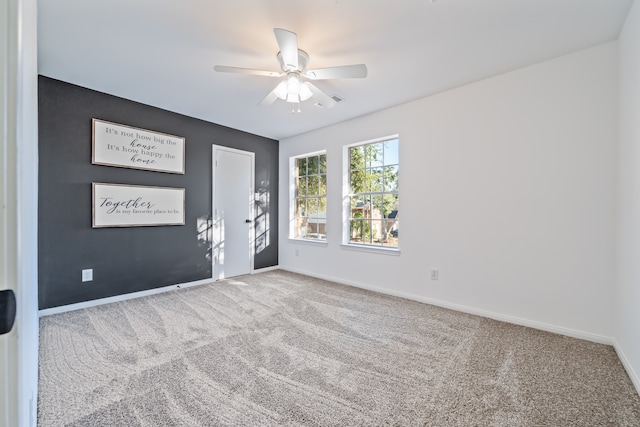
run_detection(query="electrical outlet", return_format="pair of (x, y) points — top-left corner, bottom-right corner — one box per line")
(82, 269), (93, 282)
(430, 268), (439, 280)
(295, 249), (300, 257)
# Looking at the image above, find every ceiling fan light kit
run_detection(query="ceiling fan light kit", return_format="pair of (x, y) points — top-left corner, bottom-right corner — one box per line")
(276, 74), (313, 103)
(215, 28), (367, 112)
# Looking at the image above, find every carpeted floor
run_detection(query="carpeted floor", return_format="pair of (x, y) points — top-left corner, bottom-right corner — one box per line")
(38, 270), (640, 426)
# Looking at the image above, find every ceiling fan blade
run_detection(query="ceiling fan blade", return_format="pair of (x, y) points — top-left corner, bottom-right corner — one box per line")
(304, 82), (337, 109)
(274, 28), (298, 71)
(214, 65), (281, 77)
(305, 64), (368, 80)
(258, 88), (279, 107)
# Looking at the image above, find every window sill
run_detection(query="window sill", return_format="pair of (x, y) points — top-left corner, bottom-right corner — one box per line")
(288, 238), (328, 247)
(340, 243), (400, 256)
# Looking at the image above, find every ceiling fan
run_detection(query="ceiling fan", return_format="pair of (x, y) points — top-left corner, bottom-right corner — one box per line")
(214, 28), (367, 111)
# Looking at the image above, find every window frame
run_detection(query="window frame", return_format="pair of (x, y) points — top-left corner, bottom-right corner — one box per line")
(289, 150), (328, 243)
(342, 135), (400, 254)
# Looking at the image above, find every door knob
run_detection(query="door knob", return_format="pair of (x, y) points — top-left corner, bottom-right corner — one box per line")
(0, 289), (16, 335)
(245, 219), (252, 223)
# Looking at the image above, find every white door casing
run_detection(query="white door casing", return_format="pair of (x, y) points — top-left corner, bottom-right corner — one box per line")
(0, 0), (20, 418)
(1, 0), (39, 426)
(212, 146), (255, 280)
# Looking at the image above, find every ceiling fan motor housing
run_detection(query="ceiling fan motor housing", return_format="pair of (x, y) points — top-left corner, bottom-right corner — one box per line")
(277, 49), (310, 73)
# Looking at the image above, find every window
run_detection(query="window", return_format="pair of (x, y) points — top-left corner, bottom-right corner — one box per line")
(291, 152), (327, 240)
(346, 137), (398, 248)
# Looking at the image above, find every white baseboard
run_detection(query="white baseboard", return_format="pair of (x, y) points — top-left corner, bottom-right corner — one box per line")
(253, 265), (280, 274)
(39, 266), (281, 317)
(280, 267), (613, 346)
(38, 277), (213, 317)
(613, 339), (640, 396)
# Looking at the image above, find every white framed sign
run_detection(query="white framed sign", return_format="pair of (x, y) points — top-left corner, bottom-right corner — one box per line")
(92, 118), (185, 174)
(92, 183), (185, 228)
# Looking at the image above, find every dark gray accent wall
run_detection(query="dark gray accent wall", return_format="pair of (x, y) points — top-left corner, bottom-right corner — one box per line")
(38, 76), (278, 309)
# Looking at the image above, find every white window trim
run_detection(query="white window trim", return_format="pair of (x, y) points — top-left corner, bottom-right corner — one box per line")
(288, 237), (328, 247)
(342, 134), (400, 253)
(340, 243), (400, 255)
(289, 150), (327, 242)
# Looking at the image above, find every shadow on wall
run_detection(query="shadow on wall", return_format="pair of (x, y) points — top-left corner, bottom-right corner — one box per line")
(211, 211), (224, 277)
(255, 180), (270, 255)
(197, 213), (213, 269)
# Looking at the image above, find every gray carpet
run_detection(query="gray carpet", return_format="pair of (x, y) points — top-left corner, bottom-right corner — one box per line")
(38, 270), (640, 426)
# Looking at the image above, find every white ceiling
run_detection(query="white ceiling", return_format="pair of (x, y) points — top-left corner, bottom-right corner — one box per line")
(38, 0), (634, 141)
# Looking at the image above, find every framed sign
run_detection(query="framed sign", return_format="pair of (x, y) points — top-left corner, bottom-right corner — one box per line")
(92, 118), (185, 174)
(92, 183), (185, 228)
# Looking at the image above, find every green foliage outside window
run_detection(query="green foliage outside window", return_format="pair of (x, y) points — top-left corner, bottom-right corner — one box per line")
(294, 153), (327, 239)
(348, 139), (399, 247)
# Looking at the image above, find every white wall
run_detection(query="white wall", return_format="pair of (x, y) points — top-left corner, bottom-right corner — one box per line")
(280, 42), (618, 343)
(616, 0), (640, 391)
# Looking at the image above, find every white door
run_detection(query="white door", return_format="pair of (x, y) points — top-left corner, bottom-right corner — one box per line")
(212, 146), (255, 280)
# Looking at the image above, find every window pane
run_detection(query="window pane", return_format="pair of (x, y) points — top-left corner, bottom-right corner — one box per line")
(364, 218), (373, 244)
(350, 219), (368, 244)
(350, 170), (366, 194)
(350, 146), (365, 170)
(365, 144), (373, 168)
(318, 196), (327, 217)
(296, 198), (307, 219)
(318, 202), (326, 238)
(307, 218), (320, 238)
(384, 194), (399, 219)
(308, 197), (319, 217)
(307, 198), (325, 239)
(308, 175), (320, 196)
(319, 175), (327, 195)
(295, 198), (307, 238)
(381, 194), (398, 218)
(364, 168), (375, 193)
(383, 194), (398, 218)
(382, 219), (398, 248)
(368, 142), (383, 168)
(371, 195), (383, 220)
(384, 166), (398, 192)
(319, 154), (327, 174)
(382, 219), (399, 248)
(383, 139), (399, 166)
(308, 155), (319, 175)
(371, 220), (384, 244)
(296, 177), (308, 196)
(370, 167), (384, 192)
(350, 196), (365, 219)
(297, 157), (307, 176)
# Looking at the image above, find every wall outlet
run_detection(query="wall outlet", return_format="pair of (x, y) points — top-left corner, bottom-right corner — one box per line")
(82, 269), (93, 282)
(430, 268), (439, 280)
(295, 249), (300, 257)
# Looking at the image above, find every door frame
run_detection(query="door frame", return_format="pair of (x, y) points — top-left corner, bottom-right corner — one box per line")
(212, 145), (255, 280)
(1, 0), (39, 426)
